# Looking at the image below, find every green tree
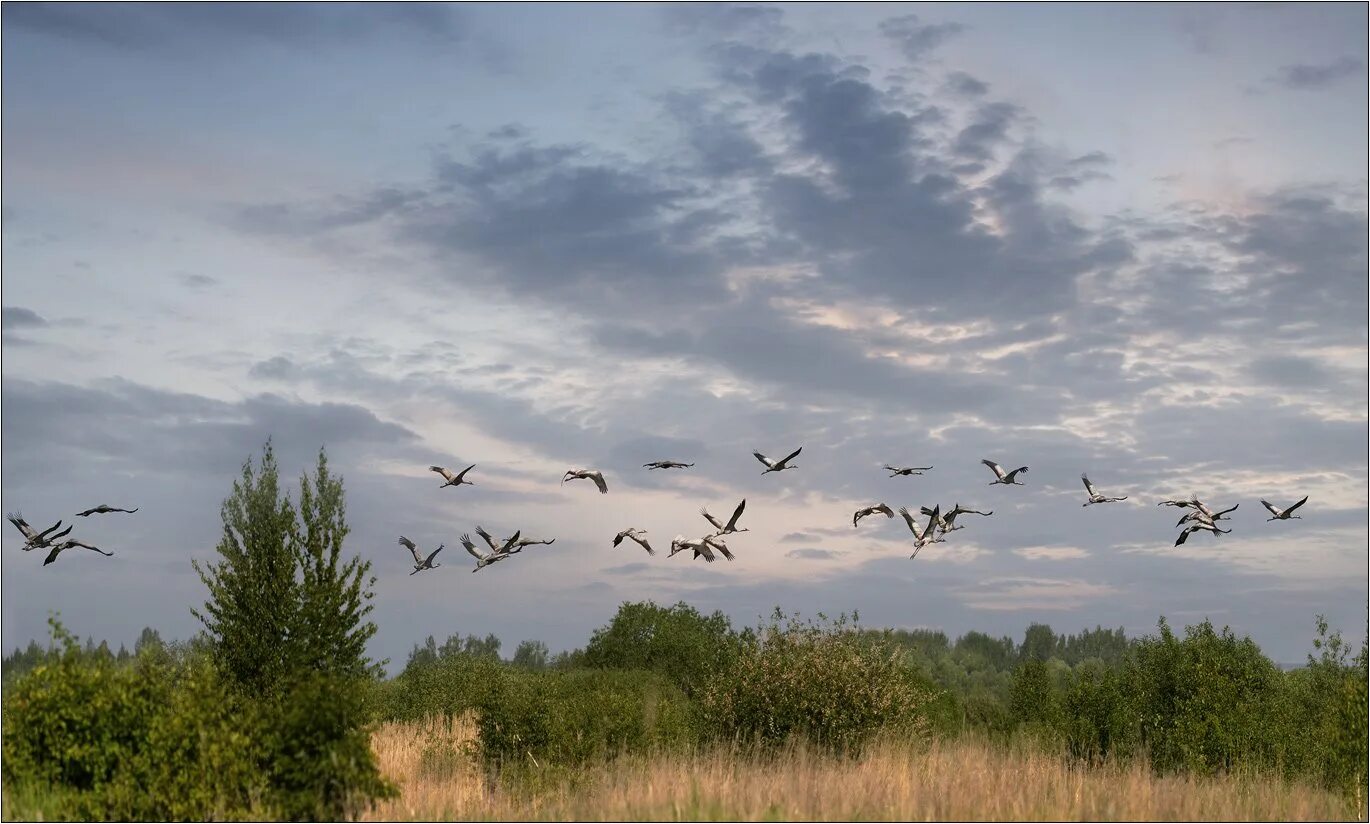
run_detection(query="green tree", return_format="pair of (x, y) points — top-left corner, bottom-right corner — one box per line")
(512, 639), (550, 669)
(192, 441), (300, 696)
(583, 601), (741, 696)
(192, 442), (379, 694)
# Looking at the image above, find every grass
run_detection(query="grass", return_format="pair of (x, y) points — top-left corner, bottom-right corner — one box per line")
(363, 716), (1364, 821)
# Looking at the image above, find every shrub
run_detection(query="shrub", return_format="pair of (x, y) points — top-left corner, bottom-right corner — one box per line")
(477, 668), (698, 769)
(379, 652), (506, 722)
(698, 610), (935, 754)
(259, 673), (397, 821)
(582, 601), (742, 696)
(1, 618), (160, 793)
(1127, 617), (1284, 776)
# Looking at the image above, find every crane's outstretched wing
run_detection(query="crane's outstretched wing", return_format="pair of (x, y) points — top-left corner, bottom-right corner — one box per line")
(725, 499), (746, 531)
(398, 536), (423, 565)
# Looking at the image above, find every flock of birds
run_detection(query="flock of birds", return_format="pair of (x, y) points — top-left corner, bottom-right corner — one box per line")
(6, 505), (138, 566)
(4, 451), (1311, 573)
(400, 451), (1312, 574)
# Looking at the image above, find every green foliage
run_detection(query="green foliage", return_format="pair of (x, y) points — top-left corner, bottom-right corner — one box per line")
(582, 601), (743, 696)
(4, 621), (394, 820)
(512, 639), (550, 670)
(477, 668), (698, 769)
(259, 673), (397, 821)
(1059, 661), (1136, 763)
(698, 610), (936, 754)
(1009, 659), (1064, 743)
(193, 442), (380, 697)
(382, 650), (506, 722)
(2, 617), (160, 793)
(1128, 617), (1285, 776)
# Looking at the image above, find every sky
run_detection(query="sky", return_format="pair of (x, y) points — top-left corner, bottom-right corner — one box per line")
(2, 2), (1366, 669)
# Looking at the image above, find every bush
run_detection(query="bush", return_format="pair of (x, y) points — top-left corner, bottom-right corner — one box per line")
(477, 668), (698, 769)
(378, 651), (506, 722)
(582, 601), (743, 696)
(3, 617), (394, 821)
(698, 610), (936, 754)
(2, 619), (161, 794)
(260, 673), (396, 821)
(1127, 618), (1284, 776)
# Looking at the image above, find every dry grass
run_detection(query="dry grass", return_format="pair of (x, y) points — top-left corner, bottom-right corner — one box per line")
(363, 716), (1362, 821)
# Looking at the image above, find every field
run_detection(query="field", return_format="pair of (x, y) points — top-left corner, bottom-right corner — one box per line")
(364, 715), (1361, 822)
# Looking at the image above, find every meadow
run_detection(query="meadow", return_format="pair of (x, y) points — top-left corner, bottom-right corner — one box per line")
(365, 714), (1358, 822)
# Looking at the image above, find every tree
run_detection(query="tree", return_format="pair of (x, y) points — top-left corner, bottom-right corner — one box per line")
(192, 441), (379, 695)
(512, 640), (549, 670)
(583, 601), (741, 696)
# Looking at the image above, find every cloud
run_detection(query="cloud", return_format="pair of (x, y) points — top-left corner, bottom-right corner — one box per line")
(174, 272), (219, 289)
(956, 577), (1119, 610)
(1269, 57), (1364, 90)
(786, 548), (840, 560)
(1014, 546), (1091, 561)
(3, 306), (48, 330)
(1, 2), (464, 53)
(943, 71), (988, 97)
(879, 14), (966, 61)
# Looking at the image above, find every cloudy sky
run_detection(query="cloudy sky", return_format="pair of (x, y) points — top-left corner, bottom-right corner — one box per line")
(3, 2), (1366, 668)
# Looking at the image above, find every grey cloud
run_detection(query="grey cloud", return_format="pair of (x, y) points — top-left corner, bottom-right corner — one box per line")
(1270, 57), (1364, 89)
(249, 355), (297, 381)
(786, 548), (840, 560)
(1068, 151), (1112, 167)
(175, 272), (218, 289)
(664, 3), (788, 43)
(3, 306), (48, 329)
(879, 14), (966, 61)
(952, 102), (1018, 162)
(943, 71), (988, 97)
(1, 377), (421, 483)
(1, 2), (464, 52)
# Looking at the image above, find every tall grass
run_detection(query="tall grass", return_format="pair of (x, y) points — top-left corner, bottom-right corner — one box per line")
(364, 717), (1362, 821)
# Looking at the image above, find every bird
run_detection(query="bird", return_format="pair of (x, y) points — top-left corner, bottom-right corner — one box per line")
(398, 536), (443, 575)
(644, 460), (693, 470)
(75, 505), (139, 517)
(919, 505), (952, 534)
(943, 503), (993, 531)
(982, 459), (1028, 485)
(701, 499), (748, 535)
(42, 539), (113, 566)
(562, 469), (608, 493)
(703, 534), (735, 561)
(898, 505), (944, 557)
(1176, 511), (1221, 528)
(430, 464), (476, 489)
(1174, 522), (1231, 546)
(1186, 497), (1238, 521)
(460, 531), (520, 571)
(884, 465), (933, 477)
(753, 447), (802, 474)
(612, 528), (655, 555)
(1081, 474), (1128, 506)
(508, 536), (555, 549)
(853, 503), (895, 527)
(7, 514), (72, 550)
(1261, 496), (1309, 521)
(1157, 499), (1200, 508)
(668, 535), (716, 562)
